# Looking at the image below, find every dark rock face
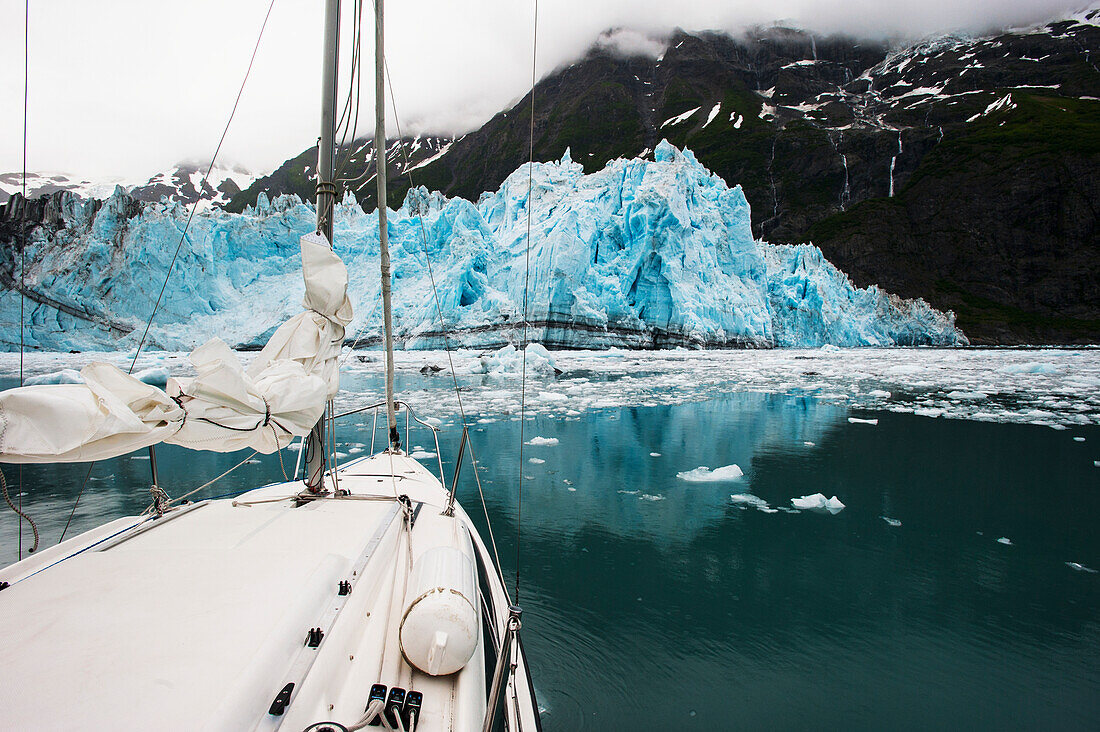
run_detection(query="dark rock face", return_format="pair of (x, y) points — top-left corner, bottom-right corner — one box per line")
(224, 136), (454, 213)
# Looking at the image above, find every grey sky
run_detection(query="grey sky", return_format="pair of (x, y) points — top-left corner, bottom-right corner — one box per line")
(0, 0), (1084, 179)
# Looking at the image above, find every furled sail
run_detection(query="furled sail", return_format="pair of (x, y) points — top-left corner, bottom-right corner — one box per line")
(0, 232), (352, 464)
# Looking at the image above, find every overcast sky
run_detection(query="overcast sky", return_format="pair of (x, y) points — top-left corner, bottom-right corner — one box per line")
(0, 0), (1084, 180)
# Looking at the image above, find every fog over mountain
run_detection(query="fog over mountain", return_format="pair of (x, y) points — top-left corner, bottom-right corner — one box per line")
(0, 0), (1085, 180)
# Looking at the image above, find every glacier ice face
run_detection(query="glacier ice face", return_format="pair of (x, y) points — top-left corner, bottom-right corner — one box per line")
(0, 141), (965, 351)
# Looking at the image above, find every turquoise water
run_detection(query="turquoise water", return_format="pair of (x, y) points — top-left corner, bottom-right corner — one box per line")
(2, 391), (1098, 729)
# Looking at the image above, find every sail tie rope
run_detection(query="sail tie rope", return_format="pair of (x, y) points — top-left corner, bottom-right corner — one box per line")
(1, 467), (38, 553)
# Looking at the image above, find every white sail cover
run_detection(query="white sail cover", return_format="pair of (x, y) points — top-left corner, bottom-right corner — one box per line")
(0, 233), (352, 464)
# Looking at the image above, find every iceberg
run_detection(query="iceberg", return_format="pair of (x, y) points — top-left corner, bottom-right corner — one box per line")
(677, 464), (744, 482)
(0, 142), (966, 352)
(791, 493), (846, 513)
(466, 343), (557, 376)
(730, 493), (769, 510)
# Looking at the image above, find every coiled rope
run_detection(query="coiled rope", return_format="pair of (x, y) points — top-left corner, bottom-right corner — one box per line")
(1, 468), (37, 553)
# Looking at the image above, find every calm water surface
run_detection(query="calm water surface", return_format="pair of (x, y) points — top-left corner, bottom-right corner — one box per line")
(1, 389), (1097, 730)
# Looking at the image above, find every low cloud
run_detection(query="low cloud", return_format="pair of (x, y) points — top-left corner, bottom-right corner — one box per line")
(595, 28), (668, 59)
(0, 0), (1085, 180)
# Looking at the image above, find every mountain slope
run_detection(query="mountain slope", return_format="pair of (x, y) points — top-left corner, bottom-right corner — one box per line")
(230, 11), (1100, 343)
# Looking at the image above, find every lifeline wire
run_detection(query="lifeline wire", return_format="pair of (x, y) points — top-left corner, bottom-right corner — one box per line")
(515, 0), (539, 606)
(375, 28), (507, 588)
(128, 0), (277, 374)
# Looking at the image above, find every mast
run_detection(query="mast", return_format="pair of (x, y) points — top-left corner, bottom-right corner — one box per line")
(375, 0), (399, 451)
(305, 0), (341, 492)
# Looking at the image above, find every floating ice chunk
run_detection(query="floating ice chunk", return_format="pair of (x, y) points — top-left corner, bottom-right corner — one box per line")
(820, 344), (841, 352)
(997, 537), (1013, 545)
(133, 366), (169, 387)
(677, 464), (744, 482)
(528, 457), (545, 464)
(791, 493), (827, 509)
(803, 441), (816, 446)
(423, 416), (443, 428)
(1094, 461), (1100, 468)
(848, 417), (879, 425)
(1066, 562), (1097, 573)
(639, 494), (665, 501)
(525, 436), (558, 446)
(1073, 436), (1085, 442)
(24, 368), (84, 385)
(468, 344), (558, 376)
(998, 362), (1059, 374)
(649, 452), (662, 457)
(791, 493), (845, 513)
(730, 493), (769, 509)
(618, 489), (639, 495)
(868, 390), (892, 399)
(286, 441), (304, 452)
(946, 390), (987, 400)
(881, 516), (902, 527)
(409, 450), (437, 459)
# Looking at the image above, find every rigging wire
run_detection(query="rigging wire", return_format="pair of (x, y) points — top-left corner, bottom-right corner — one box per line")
(17, 0), (29, 560)
(334, 0), (365, 186)
(375, 33), (507, 589)
(50, 0), (277, 546)
(58, 462), (96, 543)
(515, 0), (539, 606)
(127, 0), (277, 374)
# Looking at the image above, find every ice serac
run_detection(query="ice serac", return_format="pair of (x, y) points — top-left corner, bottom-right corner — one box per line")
(0, 142), (965, 351)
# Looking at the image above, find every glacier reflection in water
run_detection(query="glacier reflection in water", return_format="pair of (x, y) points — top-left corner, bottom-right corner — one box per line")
(1, 391), (1098, 730)
(461, 394), (1100, 731)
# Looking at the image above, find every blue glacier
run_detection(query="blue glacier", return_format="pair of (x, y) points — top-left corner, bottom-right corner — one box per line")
(0, 141), (965, 351)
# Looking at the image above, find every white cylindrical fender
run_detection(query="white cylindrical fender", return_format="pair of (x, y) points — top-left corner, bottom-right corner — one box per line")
(399, 546), (479, 676)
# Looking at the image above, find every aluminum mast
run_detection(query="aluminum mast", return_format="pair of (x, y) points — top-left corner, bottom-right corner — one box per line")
(305, 0), (341, 492)
(375, 0), (400, 450)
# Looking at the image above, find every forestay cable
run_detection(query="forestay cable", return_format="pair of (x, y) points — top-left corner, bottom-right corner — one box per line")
(17, 0), (29, 559)
(54, 1), (278, 546)
(128, 0), (278, 373)
(515, 0), (539, 606)
(373, 26), (507, 588)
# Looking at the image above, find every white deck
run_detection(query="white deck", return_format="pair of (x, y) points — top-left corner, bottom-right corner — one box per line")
(0, 453), (536, 731)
